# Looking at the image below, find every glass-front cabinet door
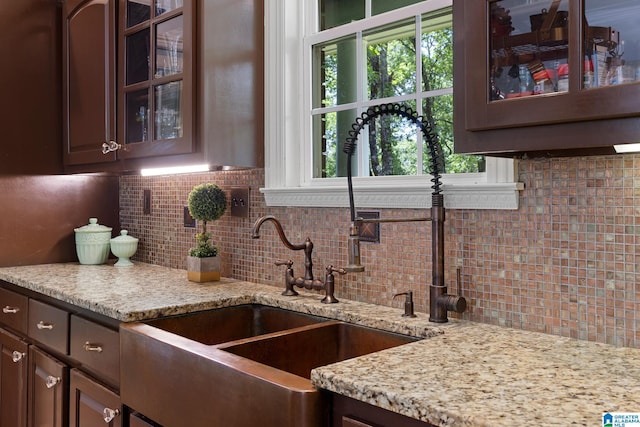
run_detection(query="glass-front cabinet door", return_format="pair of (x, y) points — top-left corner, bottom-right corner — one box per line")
(118, 0), (194, 159)
(456, 0), (640, 145)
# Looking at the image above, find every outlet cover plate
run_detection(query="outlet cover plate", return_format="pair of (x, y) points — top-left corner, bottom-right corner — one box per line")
(230, 187), (250, 218)
(184, 206), (196, 228)
(143, 189), (151, 215)
(357, 211), (380, 243)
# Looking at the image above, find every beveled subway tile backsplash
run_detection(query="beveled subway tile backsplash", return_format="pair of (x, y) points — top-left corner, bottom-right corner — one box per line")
(120, 156), (640, 348)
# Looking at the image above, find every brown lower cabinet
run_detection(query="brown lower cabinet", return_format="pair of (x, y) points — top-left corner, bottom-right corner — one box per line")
(0, 283), (123, 427)
(331, 394), (436, 427)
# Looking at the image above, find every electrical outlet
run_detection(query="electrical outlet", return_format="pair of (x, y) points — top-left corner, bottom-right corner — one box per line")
(230, 187), (250, 218)
(183, 206), (196, 228)
(143, 190), (151, 215)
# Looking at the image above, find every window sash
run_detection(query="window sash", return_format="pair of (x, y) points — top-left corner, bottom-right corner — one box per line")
(262, 0), (523, 210)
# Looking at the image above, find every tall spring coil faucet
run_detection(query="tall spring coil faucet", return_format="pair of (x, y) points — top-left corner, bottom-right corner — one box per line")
(342, 103), (466, 322)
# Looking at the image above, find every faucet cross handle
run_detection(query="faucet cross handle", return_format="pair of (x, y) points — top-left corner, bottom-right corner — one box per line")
(326, 265), (347, 276)
(275, 260), (299, 296)
(275, 259), (293, 268)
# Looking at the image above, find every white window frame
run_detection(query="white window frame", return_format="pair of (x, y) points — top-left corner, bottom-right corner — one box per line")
(262, 0), (524, 210)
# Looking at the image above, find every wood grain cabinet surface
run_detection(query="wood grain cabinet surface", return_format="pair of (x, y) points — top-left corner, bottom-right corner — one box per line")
(69, 368), (122, 427)
(453, 0), (640, 157)
(63, 0), (117, 167)
(0, 328), (29, 427)
(64, 0), (264, 173)
(0, 288), (28, 335)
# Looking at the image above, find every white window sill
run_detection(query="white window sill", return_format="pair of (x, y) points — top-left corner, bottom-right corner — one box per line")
(261, 181), (524, 210)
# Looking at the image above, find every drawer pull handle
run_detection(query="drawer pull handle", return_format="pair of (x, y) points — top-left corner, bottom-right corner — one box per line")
(84, 342), (103, 353)
(2, 306), (19, 314)
(36, 321), (54, 330)
(12, 351), (26, 363)
(103, 407), (120, 423)
(45, 375), (60, 389)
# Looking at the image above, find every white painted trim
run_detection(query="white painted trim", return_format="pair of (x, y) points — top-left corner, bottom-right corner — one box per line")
(261, 182), (524, 210)
(263, 0), (524, 210)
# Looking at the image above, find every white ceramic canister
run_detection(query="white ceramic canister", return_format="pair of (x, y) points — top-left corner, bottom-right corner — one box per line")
(110, 230), (139, 267)
(74, 218), (112, 265)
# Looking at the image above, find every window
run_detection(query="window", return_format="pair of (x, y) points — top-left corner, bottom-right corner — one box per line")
(262, 0), (523, 210)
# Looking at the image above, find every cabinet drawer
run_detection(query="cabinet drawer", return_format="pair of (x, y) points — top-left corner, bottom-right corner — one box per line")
(0, 287), (28, 334)
(28, 299), (69, 355)
(70, 315), (119, 388)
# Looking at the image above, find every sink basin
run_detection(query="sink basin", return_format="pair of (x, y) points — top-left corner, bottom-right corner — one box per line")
(120, 304), (419, 427)
(144, 303), (328, 345)
(219, 321), (416, 379)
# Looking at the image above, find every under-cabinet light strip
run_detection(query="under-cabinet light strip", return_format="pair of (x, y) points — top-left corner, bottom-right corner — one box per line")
(614, 144), (640, 154)
(140, 164), (210, 176)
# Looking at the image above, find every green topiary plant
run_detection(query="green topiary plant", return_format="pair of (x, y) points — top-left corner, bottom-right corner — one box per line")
(187, 183), (227, 257)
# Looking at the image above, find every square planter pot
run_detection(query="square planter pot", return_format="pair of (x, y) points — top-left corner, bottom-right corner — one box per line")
(187, 256), (221, 282)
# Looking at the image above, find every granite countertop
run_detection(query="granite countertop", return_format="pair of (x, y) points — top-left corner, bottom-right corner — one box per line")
(1, 262), (639, 426)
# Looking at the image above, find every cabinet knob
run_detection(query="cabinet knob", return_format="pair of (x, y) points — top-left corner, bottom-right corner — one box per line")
(84, 341), (103, 353)
(45, 375), (61, 389)
(102, 407), (120, 423)
(101, 140), (121, 154)
(2, 306), (19, 314)
(11, 351), (25, 363)
(36, 321), (54, 330)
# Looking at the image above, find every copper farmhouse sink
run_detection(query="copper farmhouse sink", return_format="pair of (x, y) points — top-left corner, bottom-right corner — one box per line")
(219, 321), (415, 379)
(120, 304), (417, 427)
(145, 303), (328, 345)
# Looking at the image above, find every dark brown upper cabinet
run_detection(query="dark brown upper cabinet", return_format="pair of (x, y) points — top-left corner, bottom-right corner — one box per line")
(63, 0), (117, 167)
(454, 0), (640, 157)
(63, 0), (264, 173)
(1, 0), (62, 174)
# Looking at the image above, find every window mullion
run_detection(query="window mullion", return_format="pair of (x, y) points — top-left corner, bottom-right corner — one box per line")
(415, 14), (424, 176)
(356, 30), (368, 177)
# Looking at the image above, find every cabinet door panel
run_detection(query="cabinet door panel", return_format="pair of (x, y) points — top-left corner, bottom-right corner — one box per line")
(69, 369), (122, 427)
(0, 328), (28, 427)
(118, 0), (195, 161)
(28, 346), (68, 427)
(63, 0), (117, 166)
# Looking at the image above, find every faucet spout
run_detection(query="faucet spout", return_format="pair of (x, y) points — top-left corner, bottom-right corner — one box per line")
(251, 215), (314, 280)
(251, 215), (302, 249)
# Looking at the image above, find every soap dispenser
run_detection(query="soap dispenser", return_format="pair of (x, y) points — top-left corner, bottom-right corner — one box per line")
(393, 291), (417, 318)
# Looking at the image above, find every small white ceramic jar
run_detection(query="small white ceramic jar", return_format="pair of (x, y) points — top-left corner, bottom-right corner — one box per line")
(74, 218), (112, 265)
(110, 230), (139, 267)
